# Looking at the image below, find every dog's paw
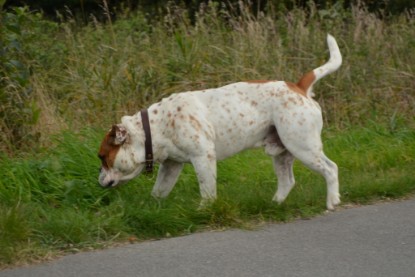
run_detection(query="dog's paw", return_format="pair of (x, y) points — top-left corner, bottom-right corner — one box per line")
(151, 190), (162, 199)
(272, 191), (288, 204)
(197, 198), (215, 210)
(327, 193), (341, 210)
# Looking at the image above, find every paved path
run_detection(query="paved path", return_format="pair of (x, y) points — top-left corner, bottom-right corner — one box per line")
(2, 198), (415, 277)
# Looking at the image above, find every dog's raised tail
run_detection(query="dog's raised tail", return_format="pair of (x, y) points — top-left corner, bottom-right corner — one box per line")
(297, 34), (342, 97)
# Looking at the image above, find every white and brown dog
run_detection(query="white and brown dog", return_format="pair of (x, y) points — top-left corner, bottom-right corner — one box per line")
(98, 34), (342, 210)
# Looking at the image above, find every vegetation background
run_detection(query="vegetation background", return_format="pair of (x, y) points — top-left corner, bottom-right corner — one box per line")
(0, 0), (414, 268)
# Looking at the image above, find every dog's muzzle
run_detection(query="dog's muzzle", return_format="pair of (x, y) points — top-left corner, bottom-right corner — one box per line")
(98, 168), (118, 188)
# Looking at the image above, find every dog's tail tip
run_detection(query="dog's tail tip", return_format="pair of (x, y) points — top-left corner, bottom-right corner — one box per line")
(326, 33), (336, 45)
(325, 34), (342, 71)
(297, 34), (342, 98)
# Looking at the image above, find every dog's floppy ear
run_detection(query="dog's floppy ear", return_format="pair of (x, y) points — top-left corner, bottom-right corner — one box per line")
(109, 124), (128, 145)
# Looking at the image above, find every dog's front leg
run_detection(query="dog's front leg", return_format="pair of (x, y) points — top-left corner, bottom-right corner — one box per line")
(151, 160), (184, 198)
(191, 154), (217, 206)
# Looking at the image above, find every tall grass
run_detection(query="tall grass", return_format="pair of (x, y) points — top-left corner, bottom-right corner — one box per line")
(0, 2), (415, 268)
(1, 2), (414, 151)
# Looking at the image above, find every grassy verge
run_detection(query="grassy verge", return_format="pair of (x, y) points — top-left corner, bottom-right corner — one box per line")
(1, 125), (414, 267)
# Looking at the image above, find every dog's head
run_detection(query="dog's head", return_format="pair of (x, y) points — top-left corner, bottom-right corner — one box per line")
(98, 121), (146, 188)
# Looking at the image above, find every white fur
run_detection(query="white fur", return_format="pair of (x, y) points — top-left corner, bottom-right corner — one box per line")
(98, 35), (342, 210)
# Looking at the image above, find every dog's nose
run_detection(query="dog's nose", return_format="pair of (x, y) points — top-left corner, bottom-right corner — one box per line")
(106, 180), (115, 188)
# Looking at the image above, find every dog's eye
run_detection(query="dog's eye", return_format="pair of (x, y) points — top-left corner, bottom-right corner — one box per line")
(98, 154), (109, 169)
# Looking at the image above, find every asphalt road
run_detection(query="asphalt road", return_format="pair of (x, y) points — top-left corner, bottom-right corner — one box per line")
(2, 198), (415, 277)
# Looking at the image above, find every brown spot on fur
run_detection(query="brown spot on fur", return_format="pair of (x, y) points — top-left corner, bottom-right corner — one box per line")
(251, 100), (258, 106)
(189, 115), (202, 130)
(288, 97), (297, 104)
(286, 82), (306, 97)
(171, 119), (175, 128)
(153, 109), (158, 114)
(177, 106), (182, 112)
(297, 71), (316, 93)
(207, 154), (215, 160)
(286, 71), (316, 97)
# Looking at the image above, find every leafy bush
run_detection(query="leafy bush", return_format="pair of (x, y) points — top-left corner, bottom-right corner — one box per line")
(0, 7), (40, 152)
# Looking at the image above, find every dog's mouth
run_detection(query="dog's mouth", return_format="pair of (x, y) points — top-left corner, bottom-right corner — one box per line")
(98, 165), (144, 189)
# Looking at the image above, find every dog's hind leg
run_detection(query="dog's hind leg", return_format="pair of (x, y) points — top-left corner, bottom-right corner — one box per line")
(151, 160), (184, 198)
(290, 148), (340, 210)
(272, 151), (296, 204)
(273, 108), (340, 210)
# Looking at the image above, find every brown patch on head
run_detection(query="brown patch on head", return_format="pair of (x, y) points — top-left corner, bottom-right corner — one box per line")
(98, 126), (121, 170)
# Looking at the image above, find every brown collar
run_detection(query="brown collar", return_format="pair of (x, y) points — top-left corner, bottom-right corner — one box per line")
(140, 109), (153, 173)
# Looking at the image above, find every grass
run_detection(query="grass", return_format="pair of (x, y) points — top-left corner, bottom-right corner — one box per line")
(1, 3), (415, 151)
(1, 125), (414, 267)
(1, 2), (415, 268)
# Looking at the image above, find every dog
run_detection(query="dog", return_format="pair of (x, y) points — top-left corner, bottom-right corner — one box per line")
(98, 34), (342, 210)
